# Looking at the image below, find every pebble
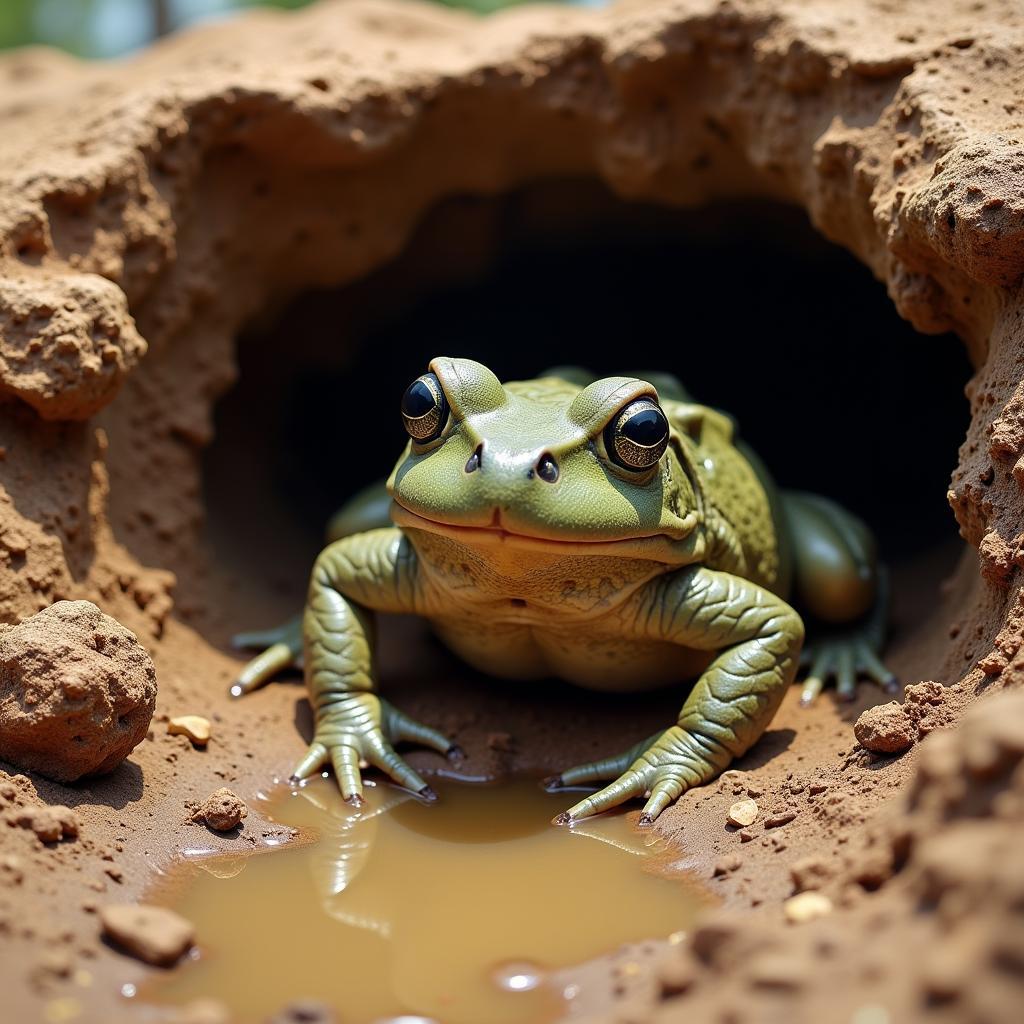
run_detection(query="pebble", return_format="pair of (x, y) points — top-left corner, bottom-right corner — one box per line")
(191, 788), (247, 832)
(783, 891), (833, 924)
(727, 798), (758, 827)
(100, 904), (195, 966)
(168, 716), (211, 747)
(764, 809), (798, 829)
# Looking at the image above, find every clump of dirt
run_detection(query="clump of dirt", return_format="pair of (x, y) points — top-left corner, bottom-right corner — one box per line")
(189, 788), (247, 832)
(579, 687), (1024, 1023)
(0, 601), (156, 782)
(854, 679), (952, 753)
(9, 806), (79, 845)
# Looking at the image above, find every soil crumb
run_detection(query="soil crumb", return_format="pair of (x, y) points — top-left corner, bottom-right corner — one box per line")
(190, 789), (247, 832)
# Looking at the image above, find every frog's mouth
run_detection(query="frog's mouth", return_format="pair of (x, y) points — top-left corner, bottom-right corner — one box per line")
(390, 501), (701, 565)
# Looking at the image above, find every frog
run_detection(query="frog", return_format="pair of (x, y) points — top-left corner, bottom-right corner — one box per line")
(232, 357), (895, 826)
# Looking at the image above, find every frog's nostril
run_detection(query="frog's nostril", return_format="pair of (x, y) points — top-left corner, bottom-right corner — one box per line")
(465, 444), (483, 474)
(535, 453), (559, 484)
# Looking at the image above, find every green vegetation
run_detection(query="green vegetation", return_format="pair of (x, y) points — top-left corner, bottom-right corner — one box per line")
(0, 0), (548, 58)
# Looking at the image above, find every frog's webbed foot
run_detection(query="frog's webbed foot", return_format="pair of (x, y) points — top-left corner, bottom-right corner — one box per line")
(798, 630), (898, 705)
(293, 694), (459, 805)
(550, 727), (716, 827)
(230, 615), (302, 698)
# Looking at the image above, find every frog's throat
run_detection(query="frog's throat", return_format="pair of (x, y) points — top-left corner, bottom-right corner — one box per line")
(389, 501), (704, 566)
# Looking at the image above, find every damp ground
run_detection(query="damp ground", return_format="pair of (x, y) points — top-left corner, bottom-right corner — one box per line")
(140, 776), (710, 1024)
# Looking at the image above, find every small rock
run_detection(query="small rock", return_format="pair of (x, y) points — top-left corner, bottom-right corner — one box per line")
(854, 702), (916, 754)
(191, 788), (247, 832)
(0, 601), (156, 782)
(783, 891), (833, 924)
(14, 806), (79, 843)
(100, 904), (195, 966)
(764, 809), (798, 829)
(168, 716), (211, 747)
(738, 830), (755, 843)
(727, 798), (758, 827)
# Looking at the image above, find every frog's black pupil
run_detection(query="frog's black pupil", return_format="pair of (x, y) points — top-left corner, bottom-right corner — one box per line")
(623, 407), (667, 445)
(402, 378), (437, 418)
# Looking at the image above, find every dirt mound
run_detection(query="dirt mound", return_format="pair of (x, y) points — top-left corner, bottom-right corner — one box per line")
(0, 600), (156, 782)
(578, 688), (1024, 1023)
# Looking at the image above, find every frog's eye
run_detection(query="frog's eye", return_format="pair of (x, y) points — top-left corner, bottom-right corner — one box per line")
(401, 372), (449, 443)
(604, 398), (669, 472)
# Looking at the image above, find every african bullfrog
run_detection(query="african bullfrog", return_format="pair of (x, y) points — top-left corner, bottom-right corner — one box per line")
(233, 357), (894, 825)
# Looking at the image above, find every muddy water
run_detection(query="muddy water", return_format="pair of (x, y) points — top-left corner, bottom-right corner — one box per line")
(143, 777), (707, 1024)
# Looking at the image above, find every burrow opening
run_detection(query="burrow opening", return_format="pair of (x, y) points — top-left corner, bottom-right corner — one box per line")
(203, 180), (971, 624)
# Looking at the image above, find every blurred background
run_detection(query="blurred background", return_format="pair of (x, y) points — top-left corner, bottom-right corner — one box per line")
(0, 0), (540, 57)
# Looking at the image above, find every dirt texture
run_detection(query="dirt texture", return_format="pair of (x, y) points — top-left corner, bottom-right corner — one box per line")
(0, 0), (1022, 1021)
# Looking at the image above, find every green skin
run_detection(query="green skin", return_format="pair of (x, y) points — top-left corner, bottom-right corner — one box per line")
(233, 357), (895, 825)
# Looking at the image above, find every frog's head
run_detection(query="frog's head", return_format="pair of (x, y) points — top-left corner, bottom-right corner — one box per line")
(387, 357), (704, 565)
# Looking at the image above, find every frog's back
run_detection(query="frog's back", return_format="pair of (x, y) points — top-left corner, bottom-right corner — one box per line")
(663, 397), (790, 596)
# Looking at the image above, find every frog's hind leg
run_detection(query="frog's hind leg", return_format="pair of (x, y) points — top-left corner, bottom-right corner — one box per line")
(231, 482), (393, 699)
(782, 491), (897, 705)
(231, 616), (303, 698)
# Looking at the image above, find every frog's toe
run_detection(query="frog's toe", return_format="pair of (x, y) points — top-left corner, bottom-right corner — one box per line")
(798, 638), (898, 706)
(290, 741), (330, 783)
(799, 648), (833, 706)
(547, 733), (657, 792)
(383, 705), (456, 758)
(554, 768), (648, 826)
(364, 733), (430, 796)
(856, 643), (900, 694)
(231, 642), (298, 698)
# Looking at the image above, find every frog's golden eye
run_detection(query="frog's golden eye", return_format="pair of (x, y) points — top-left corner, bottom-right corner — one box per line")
(604, 398), (669, 472)
(401, 372), (449, 443)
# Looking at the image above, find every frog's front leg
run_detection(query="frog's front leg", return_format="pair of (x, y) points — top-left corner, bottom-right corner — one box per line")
(294, 528), (457, 806)
(552, 566), (804, 826)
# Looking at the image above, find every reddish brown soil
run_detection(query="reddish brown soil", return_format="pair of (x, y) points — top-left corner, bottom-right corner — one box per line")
(1, 0), (1024, 1021)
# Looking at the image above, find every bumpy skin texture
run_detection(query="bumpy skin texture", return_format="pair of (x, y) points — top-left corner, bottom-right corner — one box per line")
(238, 357), (892, 823)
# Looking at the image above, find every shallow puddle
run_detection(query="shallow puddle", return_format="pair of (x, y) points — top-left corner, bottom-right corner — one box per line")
(142, 776), (708, 1024)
